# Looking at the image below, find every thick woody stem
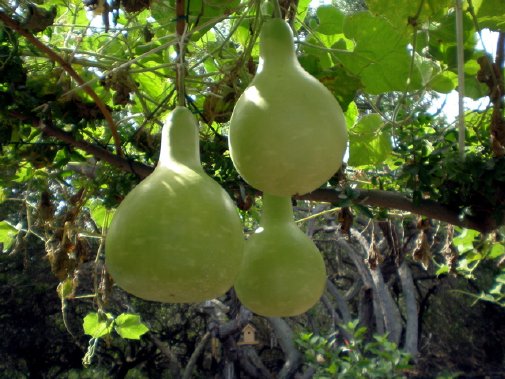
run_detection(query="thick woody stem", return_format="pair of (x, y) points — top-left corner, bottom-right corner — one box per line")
(31, 117), (503, 233)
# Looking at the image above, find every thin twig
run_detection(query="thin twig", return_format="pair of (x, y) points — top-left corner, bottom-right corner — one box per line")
(0, 11), (124, 157)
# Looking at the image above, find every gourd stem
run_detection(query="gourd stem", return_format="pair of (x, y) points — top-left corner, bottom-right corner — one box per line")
(176, 0), (186, 107)
(258, 18), (298, 70)
(159, 107), (202, 170)
(261, 194), (295, 225)
(271, 0), (282, 19)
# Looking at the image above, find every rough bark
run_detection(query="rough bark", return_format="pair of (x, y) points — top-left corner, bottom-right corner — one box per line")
(217, 306), (253, 338)
(182, 332), (211, 379)
(398, 261), (419, 359)
(238, 346), (273, 379)
(370, 266), (402, 345)
(358, 287), (375, 340)
(149, 335), (182, 378)
(326, 279), (352, 323)
(336, 238), (385, 334)
(267, 317), (302, 379)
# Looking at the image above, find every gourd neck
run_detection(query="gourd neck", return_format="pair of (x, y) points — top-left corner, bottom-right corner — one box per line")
(258, 18), (299, 72)
(158, 106), (202, 170)
(261, 194), (295, 226)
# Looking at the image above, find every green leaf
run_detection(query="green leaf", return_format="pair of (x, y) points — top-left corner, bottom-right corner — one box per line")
(366, 0), (451, 28)
(316, 5), (344, 35)
(473, 0), (505, 31)
(436, 264), (450, 276)
(464, 59), (482, 75)
(428, 12), (476, 69)
(300, 36), (332, 70)
(348, 114), (392, 167)
(150, 0), (175, 26)
(489, 282), (504, 296)
(102, 38), (127, 60)
(0, 220), (18, 253)
(172, 0), (240, 39)
(135, 71), (171, 102)
(453, 228), (479, 253)
(298, 54), (322, 75)
(57, 278), (75, 300)
(429, 71), (457, 93)
(83, 312), (114, 338)
(13, 166), (35, 183)
(114, 313), (149, 340)
(231, 18), (253, 48)
(464, 74), (489, 100)
(88, 201), (115, 229)
(317, 68), (362, 111)
(345, 101), (358, 127)
(337, 12), (422, 94)
(488, 243), (505, 259)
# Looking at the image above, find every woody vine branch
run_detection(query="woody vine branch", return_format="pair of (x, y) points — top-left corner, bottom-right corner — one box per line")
(33, 117), (499, 233)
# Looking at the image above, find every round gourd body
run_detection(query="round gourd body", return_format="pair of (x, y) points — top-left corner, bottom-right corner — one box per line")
(229, 19), (348, 196)
(105, 107), (244, 303)
(234, 195), (326, 316)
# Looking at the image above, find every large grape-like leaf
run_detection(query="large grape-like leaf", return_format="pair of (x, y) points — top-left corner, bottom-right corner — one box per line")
(0, 221), (18, 253)
(114, 313), (149, 340)
(336, 12), (422, 94)
(83, 312), (114, 338)
(348, 114), (392, 167)
(428, 11), (476, 69)
(367, 0), (451, 29)
(473, 0), (505, 31)
(316, 5), (345, 35)
(317, 68), (362, 111)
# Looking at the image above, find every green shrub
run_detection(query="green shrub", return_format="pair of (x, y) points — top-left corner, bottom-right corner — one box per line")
(296, 320), (412, 378)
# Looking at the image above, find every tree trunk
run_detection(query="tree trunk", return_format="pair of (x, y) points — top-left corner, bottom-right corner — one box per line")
(326, 279), (352, 323)
(267, 317), (301, 379)
(337, 238), (385, 334)
(398, 261), (419, 359)
(370, 267), (402, 344)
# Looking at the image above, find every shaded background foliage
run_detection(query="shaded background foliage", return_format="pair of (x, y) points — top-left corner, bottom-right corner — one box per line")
(0, 0), (505, 377)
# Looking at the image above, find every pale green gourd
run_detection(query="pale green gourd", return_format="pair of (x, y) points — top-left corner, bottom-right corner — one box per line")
(105, 106), (244, 303)
(234, 194), (326, 317)
(229, 18), (348, 196)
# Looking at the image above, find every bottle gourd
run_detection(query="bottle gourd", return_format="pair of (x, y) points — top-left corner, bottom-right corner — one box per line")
(105, 107), (244, 303)
(229, 18), (348, 196)
(234, 194), (326, 317)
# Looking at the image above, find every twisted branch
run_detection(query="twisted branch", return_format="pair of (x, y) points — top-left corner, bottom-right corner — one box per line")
(33, 117), (500, 233)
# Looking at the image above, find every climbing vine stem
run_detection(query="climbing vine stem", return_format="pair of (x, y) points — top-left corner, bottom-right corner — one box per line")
(455, 0), (466, 159)
(272, 0), (282, 19)
(176, 0), (187, 107)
